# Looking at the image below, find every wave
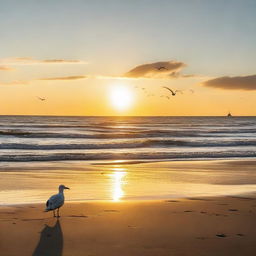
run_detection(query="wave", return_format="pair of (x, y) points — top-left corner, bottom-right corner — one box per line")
(0, 130), (199, 138)
(0, 116), (256, 163)
(1, 128), (256, 139)
(1, 150), (255, 162)
(1, 139), (256, 150)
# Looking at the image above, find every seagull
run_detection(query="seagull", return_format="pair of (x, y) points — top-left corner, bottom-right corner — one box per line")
(162, 86), (177, 96)
(37, 96), (46, 101)
(162, 86), (183, 96)
(45, 185), (70, 217)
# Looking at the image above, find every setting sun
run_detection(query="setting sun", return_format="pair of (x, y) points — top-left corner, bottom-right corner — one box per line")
(110, 86), (133, 111)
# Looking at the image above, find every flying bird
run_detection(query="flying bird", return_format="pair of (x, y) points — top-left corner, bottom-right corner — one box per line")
(37, 96), (46, 101)
(162, 86), (181, 96)
(45, 185), (70, 217)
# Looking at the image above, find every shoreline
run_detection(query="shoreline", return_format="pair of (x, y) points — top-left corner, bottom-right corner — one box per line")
(1, 159), (256, 205)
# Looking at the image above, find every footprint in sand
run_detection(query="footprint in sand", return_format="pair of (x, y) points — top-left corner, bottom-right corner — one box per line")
(216, 233), (227, 238)
(228, 209), (238, 212)
(104, 210), (120, 212)
(68, 215), (88, 218)
(165, 200), (179, 203)
(236, 233), (245, 237)
(128, 225), (137, 229)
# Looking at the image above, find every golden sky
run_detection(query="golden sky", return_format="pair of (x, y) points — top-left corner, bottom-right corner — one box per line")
(1, 1), (256, 116)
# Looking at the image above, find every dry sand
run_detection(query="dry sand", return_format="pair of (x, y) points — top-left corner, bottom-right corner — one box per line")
(1, 197), (256, 256)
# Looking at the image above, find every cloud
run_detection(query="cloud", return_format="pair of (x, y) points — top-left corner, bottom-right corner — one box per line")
(0, 80), (28, 86)
(123, 61), (187, 78)
(0, 66), (15, 71)
(39, 75), (87, 81)
(41, 59), (84, 64)
(0, 75), (87, 86)
(203, 75), (256, 90)
(0, 57), (86, 65)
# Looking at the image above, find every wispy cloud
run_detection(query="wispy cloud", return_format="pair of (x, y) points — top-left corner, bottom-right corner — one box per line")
(0, 57), (87, 65)
(123, 61), (189, 79)
(0, 75), (87, 86)
(203, 75), (256, 90)
(0, 80), (28, 86)
(39, 75), (87, 81)
(0, 66), (15, 71)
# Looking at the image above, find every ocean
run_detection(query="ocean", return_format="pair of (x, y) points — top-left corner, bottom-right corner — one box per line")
(0, 115), (255, 163)
(1, 115), (256, 204)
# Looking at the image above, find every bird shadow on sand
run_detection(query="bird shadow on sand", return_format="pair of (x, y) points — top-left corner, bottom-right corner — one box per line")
(32, 219), (63, 256)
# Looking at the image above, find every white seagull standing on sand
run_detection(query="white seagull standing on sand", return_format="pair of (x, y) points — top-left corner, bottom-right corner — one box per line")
(45, 185), (70, 217)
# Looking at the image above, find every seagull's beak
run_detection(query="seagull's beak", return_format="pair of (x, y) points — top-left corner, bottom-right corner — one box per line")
(65, 186), (70, 190)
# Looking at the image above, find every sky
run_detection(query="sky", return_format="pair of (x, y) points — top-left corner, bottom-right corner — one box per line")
(0, 0), (256, 116)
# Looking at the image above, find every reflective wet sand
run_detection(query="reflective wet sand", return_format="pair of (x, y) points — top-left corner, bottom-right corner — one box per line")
(1, 159), (256, 205)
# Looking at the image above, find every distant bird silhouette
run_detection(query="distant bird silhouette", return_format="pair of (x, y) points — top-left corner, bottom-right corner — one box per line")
(37, 96), (46, 101)
(45, 185), (70, 217)
(162, 86), (179, 96)
(176, 90), (183, 94)
(157, 66), (168, 71)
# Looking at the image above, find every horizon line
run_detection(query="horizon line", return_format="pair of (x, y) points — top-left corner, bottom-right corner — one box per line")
(0, 114), (255, 117)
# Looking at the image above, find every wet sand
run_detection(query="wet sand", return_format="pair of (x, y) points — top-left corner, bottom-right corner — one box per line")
(2, 159), (256, 204)
(1, 197), (256, 256)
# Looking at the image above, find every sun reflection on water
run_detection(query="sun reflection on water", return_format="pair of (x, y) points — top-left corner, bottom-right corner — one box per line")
(109, 167), (127, 201)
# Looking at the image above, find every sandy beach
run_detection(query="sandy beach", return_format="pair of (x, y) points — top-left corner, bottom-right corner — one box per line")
(1, 160), (256, 255)
(1, 197), (256, 256)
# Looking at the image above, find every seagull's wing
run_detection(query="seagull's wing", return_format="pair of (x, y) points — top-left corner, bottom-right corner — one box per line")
(46, 193), (64, 211)
(162, 86), (175, 94)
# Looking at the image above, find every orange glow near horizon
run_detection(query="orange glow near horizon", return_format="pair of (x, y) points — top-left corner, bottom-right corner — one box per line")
(1, 77), (256, 116)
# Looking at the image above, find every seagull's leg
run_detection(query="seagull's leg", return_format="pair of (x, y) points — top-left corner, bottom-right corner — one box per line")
(53, 210), (56, 217)
(57, 208), (60, 218)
